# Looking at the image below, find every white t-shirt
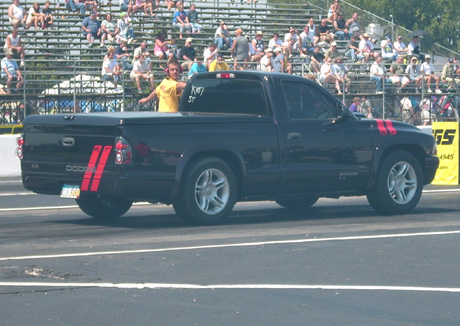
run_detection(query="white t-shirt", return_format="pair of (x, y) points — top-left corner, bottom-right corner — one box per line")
(4, 34), (20, 50)
(102, 58), (118, 76)
(421, 62), (434, 75)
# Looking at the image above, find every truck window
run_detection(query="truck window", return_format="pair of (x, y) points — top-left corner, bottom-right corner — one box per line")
(181, 79), (268, 116)
(282, 81), (339, 120)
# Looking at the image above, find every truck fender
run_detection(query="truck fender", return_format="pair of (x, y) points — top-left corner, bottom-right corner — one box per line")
(169, 144), (247, 200)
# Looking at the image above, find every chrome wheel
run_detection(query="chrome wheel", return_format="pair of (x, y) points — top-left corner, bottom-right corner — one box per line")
(387, 161), (417, 205)
(194, 168), (230, 215)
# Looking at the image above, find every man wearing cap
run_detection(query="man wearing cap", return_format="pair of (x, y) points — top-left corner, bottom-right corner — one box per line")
(1, 50), (24, 92)
(139, 60), (187, 113)
(405, 56), (423, 92)
(179, 37), (196, 71)
(333, 12), (349, 40)
(231, 28), (249, 70)
(420, 55), (441, 93)
(358, 33), (375, 63)
(441, 57), (460, 90)
(272, 47), (285, 73)
(117, 12), (135, 44)
(370, 56), (391, 94)
(324, 41), (340, 61)
(381, 35), (397, 62)
(259, 48), (273, 71)
(251, 31), (265, 63)
(214, 21), (232, 50)
(81, 11), (101, 47)
(283, 27), (300, 57)
(394, 35), (408, 57)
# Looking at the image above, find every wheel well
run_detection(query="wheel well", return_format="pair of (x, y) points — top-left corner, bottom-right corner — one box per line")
(180, 151), (244, 197)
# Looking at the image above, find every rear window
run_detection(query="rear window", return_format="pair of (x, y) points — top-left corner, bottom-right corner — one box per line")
(180, 78), (268, 116)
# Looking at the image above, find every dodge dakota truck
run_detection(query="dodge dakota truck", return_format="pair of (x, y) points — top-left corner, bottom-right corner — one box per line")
(18, 71), (439, 224)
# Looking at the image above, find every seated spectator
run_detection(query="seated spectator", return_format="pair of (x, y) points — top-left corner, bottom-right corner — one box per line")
(359, 33), (377, 63)
(310, 45), (325, 74)
(101, 13), (119, 47)
(259, 48), (273, 71)
(209, 54), (229, 72)
(214, 21), (232, 50)
(421, 55), (441, 93)
(117, 12), (135, 44)
(390, 56), (410, 92)
(188, 56), (206, 78)
(405, 56), (423, 92)
(306, 18), (319, 45)
(394, 35), (409, 57)
(250, 31), (265, 63)
(133, 0), (155, 17)
(346, 12), (361, 39)
(319, 57), (341, 94)
(80, 0), (98, 14)
(41, 1), (54, 29)
(130, 54), (154, 93)
(81, 11), (101, 47)
(154, 31), (173, 67)
(173, 5), (192, 39)
(166, 0), (182, 11)
(408, 36), (423, 61)
(115, 41), (133, 70)
(1, 50), (24, 93)
(283, 27), (300, 57)
(25, 2), (45, 30)
(167, 38), (179, 61)
(370, 56), (391, 94)
(441, 57), (460, 91)
(8, 0), (27, 30)
(179, 37), (196, 71)
(133, 42), (152, 70)
(333, 12), (349, 40)
(268, 33), (284, 52)
(316, 18), (334, 44)
(272, 48), (285, 73)
(119, 0), (135, 17)
(101, 51), (121, 92)
(324, 41), (340, 61)
(3, 29), (25, 67)
(349, 97), (360, 112)
(327, 0), (340, 23)
(332, 57), (350, 93)
(203, 42), (218, 69)
(65, 0), (85, 16)
(187, 4), (203, 34)
(344, 35), (362, 62)
(381, 35), (397, 62)
(299, 25), (314, 57)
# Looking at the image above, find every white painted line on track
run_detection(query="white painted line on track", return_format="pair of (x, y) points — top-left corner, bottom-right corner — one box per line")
(1, 230), (459, 262)
(0, 282), (459, 293)
(0, 192), (36, 196)
(0, 202), (153, 212)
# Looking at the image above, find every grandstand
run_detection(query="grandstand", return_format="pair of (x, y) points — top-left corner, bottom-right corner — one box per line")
(1, 0), (459, 125)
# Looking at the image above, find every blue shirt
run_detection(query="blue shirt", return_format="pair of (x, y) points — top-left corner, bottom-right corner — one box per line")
(188, 62), (206, 76)
(173, 10), (187, 23)
(1, 57), (18, 77)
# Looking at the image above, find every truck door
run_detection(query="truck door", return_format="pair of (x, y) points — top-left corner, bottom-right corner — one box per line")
(278, 80), (374, 194)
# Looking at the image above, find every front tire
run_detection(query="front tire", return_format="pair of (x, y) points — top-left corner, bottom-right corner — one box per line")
(173, 157), (237, 225)
(367, 150), (423, 215)
(76, 195), (132, 220)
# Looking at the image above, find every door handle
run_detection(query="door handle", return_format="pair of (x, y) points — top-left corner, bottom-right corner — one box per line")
(287, 133), (301, 140)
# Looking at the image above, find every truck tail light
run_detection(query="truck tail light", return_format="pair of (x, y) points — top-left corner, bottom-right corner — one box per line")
(16, 136), (24, 159)
(114, 137), (132, 165)
(216, 73), (235, 79)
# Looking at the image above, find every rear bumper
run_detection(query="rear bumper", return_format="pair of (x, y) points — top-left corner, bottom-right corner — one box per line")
(423, 155), (440, 185)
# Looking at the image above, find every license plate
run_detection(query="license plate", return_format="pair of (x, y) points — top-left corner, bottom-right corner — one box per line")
(61, 184), (81, 199)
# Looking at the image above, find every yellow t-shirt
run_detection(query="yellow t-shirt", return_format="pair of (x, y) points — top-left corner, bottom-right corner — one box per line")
(156, 78), (180, 113)
(209, 60), (229, 72)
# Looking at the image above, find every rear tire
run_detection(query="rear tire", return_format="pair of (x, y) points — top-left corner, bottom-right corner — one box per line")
(276, 197), (319, 210)
(367, 150), (423, 215)
(76, 195), (132, 220)
(173, 157), (237, 225)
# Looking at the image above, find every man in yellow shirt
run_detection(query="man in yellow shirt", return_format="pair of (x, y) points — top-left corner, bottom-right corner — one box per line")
(209, 54), (229, 72)
(139, 60), (187, 112)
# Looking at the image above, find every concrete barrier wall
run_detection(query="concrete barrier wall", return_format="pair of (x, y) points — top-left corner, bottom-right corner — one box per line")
(0, 126), (435, 178)
(0, 135), (21, 177)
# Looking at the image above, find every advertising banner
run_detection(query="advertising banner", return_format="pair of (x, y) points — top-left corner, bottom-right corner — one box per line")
(432, 122), (459, 185)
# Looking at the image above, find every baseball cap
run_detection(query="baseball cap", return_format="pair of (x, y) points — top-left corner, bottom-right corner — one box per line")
(185, 37), (193, 43)
(265, 48), (273, 53)
(411, 56), (417, 61)
(425, 54), (431, 59)
(235, 28), (243, 35)
(273, 47), (282, 53)
(363, 33), (370, 38)
(120, 12), (126, 18)
(91, 11), (97, 15)
(331, 41), (337, 46)
(255, 31), (263, 36)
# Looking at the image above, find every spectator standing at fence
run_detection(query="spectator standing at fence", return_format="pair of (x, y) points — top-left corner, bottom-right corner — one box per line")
(381, 35), (397, 62)
(117, 12), (135, 44)
(420, 94), (433, 125)
(421, 55), (441, 94)
(400, 96), (415, 124)
(130, 54), (154, 93)
(172, 5), (191, 39)
(8, 0), (27, 30)
(214, 22), (232, 50)
(441, 57), (460, 91)
(25, 2), (45, 30)
(349, 97), (360, 112)
(231, 28), (249, 70)
(203, 42), (218, 69)
(359, 95), (373, 118)
(394, 35), (408, 57)
(346, 12), (361, 39)
(370, 56), (391, 94)
(390, 55), (410, 92)
(209, 54), (229, 72)
(310, 45), (325, 74)
(179, 37), (196, 71)
(3, 29), (25, 67)
(405, 56), (423, 92)
(102, 51), (121, 92)
(81, 11), (101, 47)
(333, 12), (348, 40)
(42, 1), (54, 29)
(1, 50), (24, 93)
(187, 4), (203, 34)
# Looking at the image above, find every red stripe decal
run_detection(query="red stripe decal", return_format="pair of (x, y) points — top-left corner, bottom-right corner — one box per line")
(90, 145), (112, 192)
(384, 120), (397, 135)
(81, 145), (102, 191)
(376, 119), (387, 135)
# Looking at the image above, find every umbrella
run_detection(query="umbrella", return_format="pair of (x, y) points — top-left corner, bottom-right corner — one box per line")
(408, 30), (429, 38)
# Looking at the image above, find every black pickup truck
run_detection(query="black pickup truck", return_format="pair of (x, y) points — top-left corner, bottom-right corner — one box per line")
(18, 71), (439, 224)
